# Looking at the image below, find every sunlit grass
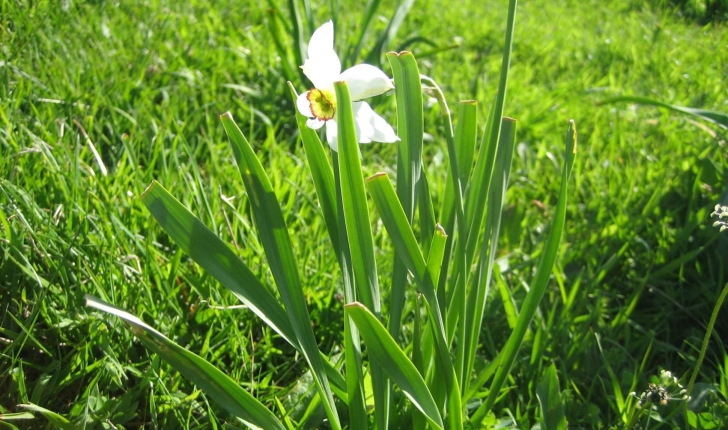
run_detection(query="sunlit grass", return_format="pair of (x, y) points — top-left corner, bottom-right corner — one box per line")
(1, 0), (727, 427)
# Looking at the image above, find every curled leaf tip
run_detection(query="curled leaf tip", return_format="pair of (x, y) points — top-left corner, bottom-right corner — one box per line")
(570, 119), (578, 154)
(220, 111), (233, 120)
(140, 180), (159, 199)
(84, 293), (95, 307)
(344, 302), (366, 310)
(366, 172), (389, 181)
(386, 51), (413, 57)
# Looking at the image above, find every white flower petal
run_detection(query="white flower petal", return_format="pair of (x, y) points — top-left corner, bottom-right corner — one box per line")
(353, 102), (399, 143)
(352, 102), (373, 143)
(325, 120), (339, 152)
(306, 118), (325, 130)
(302, 55), (341, 90)
(296, 91), (313, 117)
(339, 64), (394, 101)
(301, 21), (341, 89)
(308, 21), (334, 62)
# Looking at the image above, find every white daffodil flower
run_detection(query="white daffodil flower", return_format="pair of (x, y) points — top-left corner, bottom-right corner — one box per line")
(296, 20), (399, 152)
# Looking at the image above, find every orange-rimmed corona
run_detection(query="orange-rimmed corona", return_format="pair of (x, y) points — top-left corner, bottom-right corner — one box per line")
(307, 88), (336, 121)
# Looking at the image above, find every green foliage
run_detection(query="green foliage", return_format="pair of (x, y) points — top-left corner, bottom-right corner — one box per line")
(84, 296), (287, 429)
(2, 0), (727, 428)
(650, 0), (728, 23)
(536, 364), (567, 430)
(267, 0), (418, 76)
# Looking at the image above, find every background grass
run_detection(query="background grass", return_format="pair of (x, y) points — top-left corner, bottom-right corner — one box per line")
(1, 0), (727, 427)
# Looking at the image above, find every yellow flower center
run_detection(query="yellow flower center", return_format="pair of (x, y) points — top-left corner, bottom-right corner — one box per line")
(307, 88), (336, 121)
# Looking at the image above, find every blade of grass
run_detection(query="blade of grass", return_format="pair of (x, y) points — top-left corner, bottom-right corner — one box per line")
(286, 0), (306, 74)
(85, 295), (286, 430)
(496, 266), (519, 330)
(265, 9), (299, 86)
(476, 120), (577, 422)
(345, 303), (444, 430)
(367, 0), (416, 65)
(437, 101), (477, 296)
(386, 51), (424, 342)
(287, 83), (341, 263)
(464, 349), (502, 400)
(599, 95), (728, 130)
(221, 112), (340, 429)
(17, 404), (74, 430)
(139, 181), (346, 398)
(366, 172), (462, 427)
(333, 81), (387, 429)
(287, 83), (367, 427)
(536, 363), (567, 430)
(595, 332), (627, 423)
(461, 117), (516, 396)
(687, 281), (728, 395)
(347, 0), (383, 66)
(0, 412), (35, 421)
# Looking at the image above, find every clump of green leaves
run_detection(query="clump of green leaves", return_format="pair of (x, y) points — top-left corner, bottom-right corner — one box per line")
(84, 0), (580, 427)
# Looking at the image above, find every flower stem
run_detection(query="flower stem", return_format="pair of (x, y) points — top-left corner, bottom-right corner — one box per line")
(687, 281), (728, 395)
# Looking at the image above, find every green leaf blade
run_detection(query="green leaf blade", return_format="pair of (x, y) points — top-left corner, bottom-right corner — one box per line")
(85, 295), (286, 430)
(536, 363), (567, 430)
(287, 83), (341, 262)
(333, 80), (387, 430)
(599, 95), (728, 130)
(140, 181), (295, 345)
(345, 303), (444, 430)
(333, 82), (380, 312)
(479, 120), (577, 418)
(139, 180), (347, 400)
(17, 404), (73, 430)
(287, 82), (367, 424)
(220, 112), (340, 429)
(366, 173), (462, 427)
(462, 117), (517, 396)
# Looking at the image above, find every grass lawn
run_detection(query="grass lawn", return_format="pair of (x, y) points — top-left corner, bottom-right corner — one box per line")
(1, 0), (727, 428)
